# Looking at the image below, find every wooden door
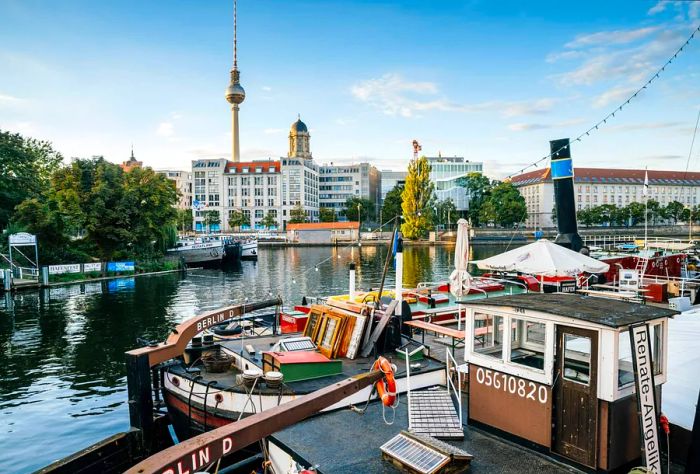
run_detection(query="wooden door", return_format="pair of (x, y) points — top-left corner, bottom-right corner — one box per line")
(553, 326), (598, 468)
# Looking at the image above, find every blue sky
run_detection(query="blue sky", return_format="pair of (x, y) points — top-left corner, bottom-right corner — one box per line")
(1, 0), (699, 177)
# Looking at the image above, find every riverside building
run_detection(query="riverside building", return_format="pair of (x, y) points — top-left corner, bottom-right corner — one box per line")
(319, 163), (381, 216)
(427, 155), (483, 211)
(511, 167), (700, 229)
(156, 170), (192, 209)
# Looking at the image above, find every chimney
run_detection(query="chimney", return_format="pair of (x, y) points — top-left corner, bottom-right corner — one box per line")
(550, 138), (583, 251)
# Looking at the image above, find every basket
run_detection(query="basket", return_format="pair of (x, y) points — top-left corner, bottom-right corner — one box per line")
(202, 351), (233, 373)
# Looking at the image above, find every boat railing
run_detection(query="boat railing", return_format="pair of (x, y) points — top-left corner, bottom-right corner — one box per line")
(476, 276), (529, 293)
(404, 348), (413, 431)
(445, 347), (463, 424)
(416, 281), (443, 290)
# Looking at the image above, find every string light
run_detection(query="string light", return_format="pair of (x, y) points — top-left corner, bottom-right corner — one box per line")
(505, 23), (700, 180)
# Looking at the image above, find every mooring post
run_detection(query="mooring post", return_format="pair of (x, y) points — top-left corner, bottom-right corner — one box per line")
(126, 352), (154, 454)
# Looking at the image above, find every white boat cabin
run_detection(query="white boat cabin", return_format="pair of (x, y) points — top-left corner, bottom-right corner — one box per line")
(458, 293), (675, 471)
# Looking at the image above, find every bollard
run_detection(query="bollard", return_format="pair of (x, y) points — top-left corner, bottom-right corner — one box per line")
(41, 267), (49, 287)
(3, 269), (12, 291)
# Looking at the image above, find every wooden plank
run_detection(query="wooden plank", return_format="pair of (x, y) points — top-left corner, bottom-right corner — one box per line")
(360, 300), (399, 357)
(405, 320), (464, 339)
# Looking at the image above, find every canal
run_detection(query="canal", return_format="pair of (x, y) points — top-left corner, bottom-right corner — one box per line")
(0, 244), (509, 473)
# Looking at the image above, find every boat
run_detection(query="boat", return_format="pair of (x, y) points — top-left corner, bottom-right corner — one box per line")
(240, 238), (258, 259)
(166, 238), (224, 267)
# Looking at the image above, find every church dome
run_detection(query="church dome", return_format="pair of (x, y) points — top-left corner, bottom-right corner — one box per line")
(291, 118), (308, 133)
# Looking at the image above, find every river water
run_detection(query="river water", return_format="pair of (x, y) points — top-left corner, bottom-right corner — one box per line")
(0, 244), (508, 473)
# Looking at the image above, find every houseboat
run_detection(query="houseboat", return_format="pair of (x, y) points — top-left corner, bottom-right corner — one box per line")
(166, 238), (224, 267)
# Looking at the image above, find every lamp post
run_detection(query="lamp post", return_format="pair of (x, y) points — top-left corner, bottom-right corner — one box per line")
(357, 202), (362, 244)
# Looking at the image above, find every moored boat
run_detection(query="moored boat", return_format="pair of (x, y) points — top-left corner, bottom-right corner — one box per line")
(166, 239), (224, 267)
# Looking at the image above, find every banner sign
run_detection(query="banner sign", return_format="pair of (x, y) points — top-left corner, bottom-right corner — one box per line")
(83, 262), (102, 272)
(106, 261), (135, 272)
(550, 158), (573, 180)
(630, 323), (661, 473)
(48, 264), (81, 275)
(9, 232), (36, 245)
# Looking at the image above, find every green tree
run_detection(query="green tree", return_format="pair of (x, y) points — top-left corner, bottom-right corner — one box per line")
(435, 198), (457, 228)
(176, 208), (193, 233)
(228, 209), (249, 231)
(381, 184), (404, 226)
(664, 200), (685, 225)
(401, 156), (435, 239)
(203, 210), (221, 232)
(289, 204), (308, 224)
(343, 197), (375, 222)
(478, 200), (497, 226)
(577, 207), (595, 227)
(626, 202), (645, 226)
(0, 130), (63, 229)
(458, 172), (491, 227)
(482, 181), (526, 227)
(260, 211), (278, 229)
(12, 198), (79, 264)
(319, 207), (336, 222)
(647, 199), (661, 225)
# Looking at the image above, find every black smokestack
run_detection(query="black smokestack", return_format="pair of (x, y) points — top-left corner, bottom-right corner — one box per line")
(550, 138), (582, 251)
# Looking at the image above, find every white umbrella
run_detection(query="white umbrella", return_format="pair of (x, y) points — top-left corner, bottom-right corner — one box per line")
(475, 239), (610, 276)
(449, 219), (472, 296)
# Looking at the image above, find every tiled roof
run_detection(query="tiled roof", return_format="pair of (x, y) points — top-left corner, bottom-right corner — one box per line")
(511, 167), (700, 186)
(287, 222), (360, 231)
(224, 160), (281, 173)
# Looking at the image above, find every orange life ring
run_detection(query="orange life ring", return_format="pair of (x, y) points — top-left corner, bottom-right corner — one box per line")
(373, 356), (396, 407)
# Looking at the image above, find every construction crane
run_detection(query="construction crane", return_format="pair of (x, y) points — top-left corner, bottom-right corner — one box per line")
(412, 139), (422, 159)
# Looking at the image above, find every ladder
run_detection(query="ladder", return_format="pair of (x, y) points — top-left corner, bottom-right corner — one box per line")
(635, 256), (648, 278)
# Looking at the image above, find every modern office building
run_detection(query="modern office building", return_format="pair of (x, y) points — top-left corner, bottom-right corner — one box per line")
(156, 170), (193, 209)
(427, 156), (483, 211)
(319, 163), (381, 215)
(380, 170), (407, 201)
(511, 167), (700, 229)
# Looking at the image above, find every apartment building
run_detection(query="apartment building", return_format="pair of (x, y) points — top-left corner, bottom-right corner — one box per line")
(156, 170), (192, 209)
(319, 163), (381, 214)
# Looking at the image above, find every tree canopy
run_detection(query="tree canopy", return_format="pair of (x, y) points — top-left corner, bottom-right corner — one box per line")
(381, 184), (403, 227)
(457, 172), (491, 227)
(319, 207), (336, 222)
(261, 211), (278, 229)
(479, 181), (527, 227)
(228, 209), (249, 230)
(289, 204), (308, 224)
(343, 197), (375, 222)
(401, 156), (435, 239)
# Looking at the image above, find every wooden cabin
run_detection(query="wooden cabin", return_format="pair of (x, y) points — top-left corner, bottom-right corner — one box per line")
(459, 293), (675, 471)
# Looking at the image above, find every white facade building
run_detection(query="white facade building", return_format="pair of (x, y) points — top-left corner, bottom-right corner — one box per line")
(156, 170), (192, 209)
(319, 163), (381, 215)
(512, 167), (700, 229)
(380, 170), (407, 201)
(427, 156), (483, 211)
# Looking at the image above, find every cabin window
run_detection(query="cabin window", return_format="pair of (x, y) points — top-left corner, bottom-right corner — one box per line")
(473, 313), (503, 359)
(618, 324), (663, 388)
(509, 319), (546, 372)
(563, 334), (591, 385)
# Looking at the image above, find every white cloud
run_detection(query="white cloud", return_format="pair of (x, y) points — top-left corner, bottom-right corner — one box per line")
(507, 118), (585, 132)
(156, 122), (175, 137)
(648, 1), (667, 15)
(261, 86), (272, 92)
(602, 121), (684, 132)
(565, 27), (660, 49)
(0, 93), (23, 104)
(1, 121), (37, 136)
(351, 73), (559, 118)
(592, 86), (638, 108)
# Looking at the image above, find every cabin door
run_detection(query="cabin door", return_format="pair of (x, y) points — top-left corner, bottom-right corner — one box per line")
(553, 326), (598, 468)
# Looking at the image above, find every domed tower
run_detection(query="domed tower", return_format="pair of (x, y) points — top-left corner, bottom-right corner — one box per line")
(225, 0), (245, 162)
(288, 115), (312, 159)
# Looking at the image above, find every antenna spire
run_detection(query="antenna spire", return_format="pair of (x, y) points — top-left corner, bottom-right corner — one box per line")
(233, 0), (238, 69)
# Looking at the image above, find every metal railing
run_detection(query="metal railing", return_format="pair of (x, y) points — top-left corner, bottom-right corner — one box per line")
(445, 348), (463, 424)
(404, 348), (412, 431)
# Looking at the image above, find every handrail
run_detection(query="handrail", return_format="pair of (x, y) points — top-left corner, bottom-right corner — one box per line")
(445, 348), (462, 424)
(404, 348), (412, 431)
(127, 298), (282, 367)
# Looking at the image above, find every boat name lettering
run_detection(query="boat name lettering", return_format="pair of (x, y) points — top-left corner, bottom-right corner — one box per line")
(475, 367), (547, 404)
(158, 436), (235, 474)
(196, 312), (228, 331)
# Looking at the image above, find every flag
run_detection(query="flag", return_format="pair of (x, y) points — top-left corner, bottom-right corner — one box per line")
(643, 169), (649, 197)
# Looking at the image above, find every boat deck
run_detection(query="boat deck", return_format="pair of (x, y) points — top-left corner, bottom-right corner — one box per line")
(271, 395), (581, 474)
(168, 333), (446, 396)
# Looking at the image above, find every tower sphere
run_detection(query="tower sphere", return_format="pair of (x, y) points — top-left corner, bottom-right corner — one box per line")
(226, 81), (245, 105)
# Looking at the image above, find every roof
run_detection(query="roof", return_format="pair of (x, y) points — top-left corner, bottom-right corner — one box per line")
(224, 160), (281, 174)
(460, 293), (676, 328)
(291, 118), (308, 133)
(511, 167), (700, 187)
(286, 222), (360, 231)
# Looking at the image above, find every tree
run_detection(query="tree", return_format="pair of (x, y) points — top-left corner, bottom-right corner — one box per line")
(577, 207), (595, 227)
(0, 129), (63, 229)
(646, 199), (661, 225)
(289, 204), (308, 224)
(176, 208), (193, 233)
(458, 172), (491, 227)
(626, 202), (645, 226)
(260, 211), (278, 229)
(228, 209), (249, 231)
(481, 181), (526, 227)
(343, 197), (375, 222)
(381, 184), (403, 226)
(203, 210), (221, 232)
(551, 206), (557, 225)
(664, 200), (685, 225)
(435, 198), (457, 228)
(319, 207), (336, 222)
(401, 156), (435, 239)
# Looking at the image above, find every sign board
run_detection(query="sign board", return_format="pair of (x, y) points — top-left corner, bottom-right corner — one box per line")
(630, 323), (661, 473)
(619, 269), (640, 290)
(83, 262), (102, 272)
(48, 264), (81, 275)
(558, 280), (577, 293)
(106, 261), (135, 272)
(9, 232), (36, 245)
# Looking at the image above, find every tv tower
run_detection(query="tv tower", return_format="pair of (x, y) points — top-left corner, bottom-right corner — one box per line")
(225, 0), (245, 162)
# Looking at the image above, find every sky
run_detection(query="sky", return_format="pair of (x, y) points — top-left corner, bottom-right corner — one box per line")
(1, 0), (699, 178)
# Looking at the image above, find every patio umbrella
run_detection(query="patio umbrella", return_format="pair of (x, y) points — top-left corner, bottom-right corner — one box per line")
(475, 239), (610, 276)
(449, 219), (473, 297)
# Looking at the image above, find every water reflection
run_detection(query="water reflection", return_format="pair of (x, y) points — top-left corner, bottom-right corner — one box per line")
(0, 244), (509, 472)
